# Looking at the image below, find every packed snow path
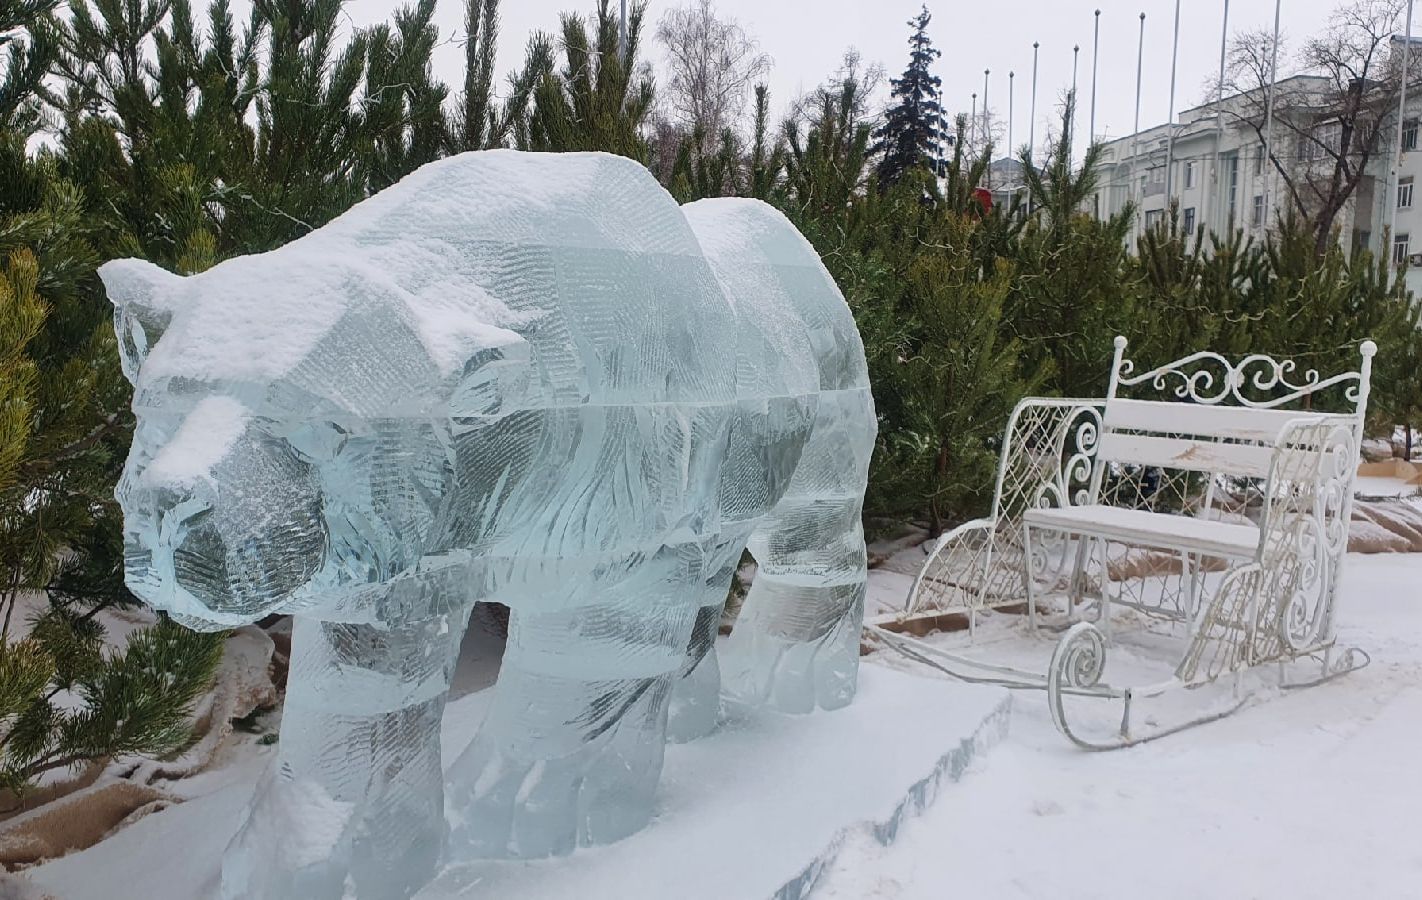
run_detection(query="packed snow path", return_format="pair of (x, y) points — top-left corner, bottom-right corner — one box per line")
(820, 553), (1422, 899)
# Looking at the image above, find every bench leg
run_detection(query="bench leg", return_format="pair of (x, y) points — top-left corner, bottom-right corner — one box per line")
(1022, 525), (1038, 632)
(1095, 540), (1111, 641)
(1066, 536), (1094, 624)
(1186, 551), (1204, 624)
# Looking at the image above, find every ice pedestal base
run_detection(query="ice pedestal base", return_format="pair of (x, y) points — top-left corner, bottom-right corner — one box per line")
(422, 661), (1008, 900)
(33, 663), (1008, 900)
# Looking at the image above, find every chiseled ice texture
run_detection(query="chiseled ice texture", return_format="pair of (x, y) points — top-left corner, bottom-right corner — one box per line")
(99, 151), (875, 900)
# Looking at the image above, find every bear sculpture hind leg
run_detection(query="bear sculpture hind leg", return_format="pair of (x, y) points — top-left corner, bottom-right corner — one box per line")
(443, 543), (706, 860)
(720, 388), (876, 713)
(666, 532), (752, 742)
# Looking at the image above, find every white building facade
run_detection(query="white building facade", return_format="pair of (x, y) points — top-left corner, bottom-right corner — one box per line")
(1094, 68), (1422, 296)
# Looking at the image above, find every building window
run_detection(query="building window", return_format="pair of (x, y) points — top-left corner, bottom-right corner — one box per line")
(1354, 230), (1372, 253)
(1395, 232), (1411, 265)
(1152, 166), (1165, 184)
(1183, 207), (1196, 233)
(1252, 195), (1265, 227)
(1406, 119), (1419, 152)
(1145, 209), (1164, 229)
(1254, 151), (1264, 176)
(1184, 161), (1196, 189)
(1400, 176), (1414, 209)
(1228, 157), (1240, 221)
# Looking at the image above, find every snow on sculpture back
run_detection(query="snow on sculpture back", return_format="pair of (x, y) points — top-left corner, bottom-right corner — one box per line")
(100, 151), (875, 900)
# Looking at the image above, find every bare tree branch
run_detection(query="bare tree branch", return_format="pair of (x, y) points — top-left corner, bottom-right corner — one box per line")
(655, 0), (770, 153)
(1214, 0), (1417, 254)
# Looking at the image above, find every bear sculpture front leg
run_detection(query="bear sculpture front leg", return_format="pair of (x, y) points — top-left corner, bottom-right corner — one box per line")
(222, 611), (467, 900)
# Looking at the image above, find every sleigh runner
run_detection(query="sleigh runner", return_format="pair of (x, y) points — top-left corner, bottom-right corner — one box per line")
(869, 336), (1375, 749)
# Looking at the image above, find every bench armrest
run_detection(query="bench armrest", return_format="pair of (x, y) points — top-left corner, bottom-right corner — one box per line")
(993, 398), (1107, 519)
(1258, 417), (1357, 649)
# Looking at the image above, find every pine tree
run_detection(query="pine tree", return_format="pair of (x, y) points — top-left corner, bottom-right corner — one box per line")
(784, 76), (871, 220)
(870, 5), (944, 190)
(862, 174), (1042, 533)
(1010, 95), (1136, 396)
(0, 0), (58, 131)
(658, 83), (784, 203)
(360, 0), (450, 191)
(56, 0), (457, 258)
(745, 84), (785, 200)
(1, 1), (222, 800)
(449, 0), (524, 152)
(513, 0), (655, 159)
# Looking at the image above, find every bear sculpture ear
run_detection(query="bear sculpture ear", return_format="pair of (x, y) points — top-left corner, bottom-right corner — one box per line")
(98, 258), (181, 384)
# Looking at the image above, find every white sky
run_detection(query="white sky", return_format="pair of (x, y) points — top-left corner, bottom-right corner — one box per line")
(341, 0), (1386, 149)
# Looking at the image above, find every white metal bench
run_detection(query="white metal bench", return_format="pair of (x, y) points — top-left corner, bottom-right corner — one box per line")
(872, 336), (1376, 748)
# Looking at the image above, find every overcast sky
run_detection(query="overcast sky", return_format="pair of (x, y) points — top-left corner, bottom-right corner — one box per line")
(345, 0), (1388, 148)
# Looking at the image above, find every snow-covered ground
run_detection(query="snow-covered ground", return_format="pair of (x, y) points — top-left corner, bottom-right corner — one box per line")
(16, 553), (1422, 899)
(820, 552), (1422, 900)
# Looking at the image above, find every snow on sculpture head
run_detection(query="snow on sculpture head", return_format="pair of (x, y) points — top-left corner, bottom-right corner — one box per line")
(102, 151), (734, 632)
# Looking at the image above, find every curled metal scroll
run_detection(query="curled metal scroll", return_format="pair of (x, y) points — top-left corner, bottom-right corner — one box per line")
(1116, 350), (1362, 409)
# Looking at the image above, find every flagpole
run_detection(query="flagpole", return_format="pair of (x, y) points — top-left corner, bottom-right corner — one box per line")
(971, 92), (978, 151)
(1262, 0), (1283, 230)
(1030, 42), (1040, 163)
(984, 69), (995, 164)
(1164, 0), (1181, 206)
(1391, 0), (1415, 247)
(1134, 12), (1145, 232)
(1090, 9), (1101, 144)
(619, 0), (628, 61)
(1009, 70), (1016, 157)
(1210, 0), (1230, 231)
(1030, 42), (1039, 215)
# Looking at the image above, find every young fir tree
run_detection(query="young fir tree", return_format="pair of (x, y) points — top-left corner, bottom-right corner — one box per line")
(661, 83), (786, 203)
(870, 5), (944, 190)
(1, 0), (222, 801)
(56, 0), (457, 259)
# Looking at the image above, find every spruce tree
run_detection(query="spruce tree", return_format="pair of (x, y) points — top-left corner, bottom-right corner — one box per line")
(871, 5), (944, 189)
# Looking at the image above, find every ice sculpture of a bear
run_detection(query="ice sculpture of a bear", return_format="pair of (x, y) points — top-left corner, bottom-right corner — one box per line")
(100, 151), (876, 900)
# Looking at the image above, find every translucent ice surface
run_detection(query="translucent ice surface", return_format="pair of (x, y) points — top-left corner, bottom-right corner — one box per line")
(100, 151), (875, 899)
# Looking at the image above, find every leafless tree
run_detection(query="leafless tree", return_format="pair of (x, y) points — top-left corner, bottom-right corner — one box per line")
(655, 0), (772, 153)
(959, 107), (1007, 165)
(788, 47), (886, 128)
(1218, 0), (1421, 255)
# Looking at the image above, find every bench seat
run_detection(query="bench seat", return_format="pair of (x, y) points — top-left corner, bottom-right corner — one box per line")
(1024, 505), (1260, 560)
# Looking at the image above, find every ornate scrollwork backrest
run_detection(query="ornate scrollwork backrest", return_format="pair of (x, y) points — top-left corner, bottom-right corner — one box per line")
(1108, 336), (1376, 413)
(905, 399), (1103, 616)
(1095, 336), (1374, 521)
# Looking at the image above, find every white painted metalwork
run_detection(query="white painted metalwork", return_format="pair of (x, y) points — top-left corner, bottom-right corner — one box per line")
(879, 336), (1376, 749)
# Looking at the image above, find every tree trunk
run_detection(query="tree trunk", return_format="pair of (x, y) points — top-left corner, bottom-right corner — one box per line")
(928, 440), (951, 538)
